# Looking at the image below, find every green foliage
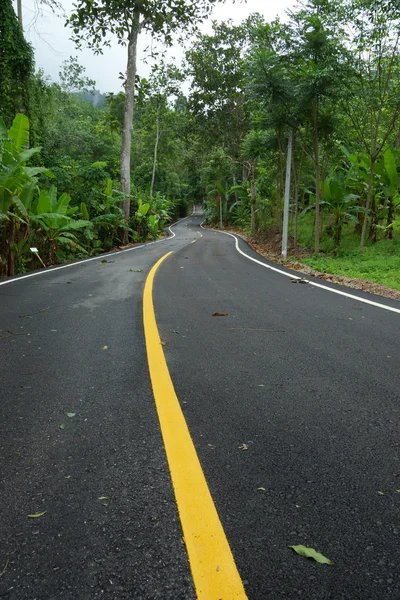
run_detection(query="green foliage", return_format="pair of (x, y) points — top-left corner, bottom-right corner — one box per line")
(0, 0), (34, 127)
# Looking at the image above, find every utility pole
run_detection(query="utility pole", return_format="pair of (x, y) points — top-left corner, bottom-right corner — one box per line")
(281, 129), (293, 260)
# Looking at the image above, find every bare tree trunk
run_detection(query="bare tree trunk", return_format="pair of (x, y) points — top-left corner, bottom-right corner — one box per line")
(120, 11), (140, 244)
(17, 0), (22, 25)
(385, 197), (394, 239)
(251, 159), (258, 233)
(360, 159), (375, 250)
(149, 111), (160, 202)
(292, 147), (299, 248)
(276, 132), (284, 231)
(313, 99), (320, 254)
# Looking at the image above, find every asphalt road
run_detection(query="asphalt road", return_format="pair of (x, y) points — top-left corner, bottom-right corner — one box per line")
(1, 213), (400, 599)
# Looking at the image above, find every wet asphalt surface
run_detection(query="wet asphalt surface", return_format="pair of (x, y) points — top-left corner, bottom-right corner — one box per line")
(1, 214), (400, 599)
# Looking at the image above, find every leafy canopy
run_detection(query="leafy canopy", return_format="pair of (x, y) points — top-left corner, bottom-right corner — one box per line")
(68, 0), (224, 51)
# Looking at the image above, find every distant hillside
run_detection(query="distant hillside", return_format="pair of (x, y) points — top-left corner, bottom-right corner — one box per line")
(74, 89), (107, 107)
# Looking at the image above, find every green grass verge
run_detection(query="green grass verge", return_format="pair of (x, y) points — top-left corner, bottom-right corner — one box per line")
(289, 215), (400, 291)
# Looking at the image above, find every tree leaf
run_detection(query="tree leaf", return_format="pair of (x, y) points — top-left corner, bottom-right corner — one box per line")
(66, 412), (76, 418)
(59, 423), (66, 429)
(212, 312), (228, 316)
(98, 496), (109, 500)
(289, 545), (334, 565)
(28, 511), (46, 518)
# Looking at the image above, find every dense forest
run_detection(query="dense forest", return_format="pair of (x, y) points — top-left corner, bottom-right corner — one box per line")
(1, 0), (400, 289)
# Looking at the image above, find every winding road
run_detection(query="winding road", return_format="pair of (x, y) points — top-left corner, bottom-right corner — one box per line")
(1, 211), (400, 599)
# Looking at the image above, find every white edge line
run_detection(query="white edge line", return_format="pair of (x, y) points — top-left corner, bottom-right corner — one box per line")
(0, 213), (194, 287)
(200, 221), (400, 315)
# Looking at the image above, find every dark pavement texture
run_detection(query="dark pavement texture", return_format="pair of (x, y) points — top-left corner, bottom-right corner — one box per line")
(0, 222), (198, 600)
(1, 214), (400, 599)
(153, 219), (400, 600)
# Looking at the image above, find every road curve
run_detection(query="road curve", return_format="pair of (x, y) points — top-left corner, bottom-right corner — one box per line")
(1, 213), (400, 599)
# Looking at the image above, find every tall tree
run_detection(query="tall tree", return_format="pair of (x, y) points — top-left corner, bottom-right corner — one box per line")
(289, 0), (347, 252)
(343, 0), (400, 249)
(69, 0), (222, 243)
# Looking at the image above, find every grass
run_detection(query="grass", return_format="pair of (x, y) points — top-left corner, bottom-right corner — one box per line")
(290, 214), (400, 291)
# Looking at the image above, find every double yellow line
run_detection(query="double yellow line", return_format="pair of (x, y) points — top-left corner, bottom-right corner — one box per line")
(143, 252), (247, 599)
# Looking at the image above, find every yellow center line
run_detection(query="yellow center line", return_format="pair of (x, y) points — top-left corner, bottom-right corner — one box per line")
(143, 252), (247, 600)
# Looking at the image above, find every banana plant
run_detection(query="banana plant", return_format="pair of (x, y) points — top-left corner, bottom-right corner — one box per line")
(375, 148), (400, 238)
(302, 168), (361, 247)
(29, 187), (91, 263)
(135, 197), (150, 238)
(0, 114), (52, 276)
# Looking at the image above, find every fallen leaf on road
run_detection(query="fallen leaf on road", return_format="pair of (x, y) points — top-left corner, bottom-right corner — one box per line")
(173, 330), (180, 334)
(59, 424), (66, 430)
(295, 504), (301, 508)
(212, 312), (228, 317)
(160, 341), (167, 346)
(378, 491), (385, 495)
(238, 443), (248, 451)
(66, 413), (76, 418)
(289, 545), (334, 565)
(102, 345), (108, 350)
(65, 475), (71, 479)
(28, 511), (46, 518)
(257, 487), (266, 491)
(98, 496), (109, 500)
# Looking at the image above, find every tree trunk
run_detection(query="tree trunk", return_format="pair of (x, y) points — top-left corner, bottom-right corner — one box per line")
(313, 99), (320, 254)
(149, 111), (160, 202)
(119, 11), (140, 244)
(275, 132), (284, 231)
(368, 194), (377, 242)
(250, 159), (258, 233)
(360, 159), (375, 250)
(385, 197), (394, 239)
(17, 0), (22, 26)
(7, 220), (15, 277)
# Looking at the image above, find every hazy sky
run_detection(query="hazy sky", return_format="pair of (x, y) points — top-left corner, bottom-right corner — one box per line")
(15, 0), (296, 93)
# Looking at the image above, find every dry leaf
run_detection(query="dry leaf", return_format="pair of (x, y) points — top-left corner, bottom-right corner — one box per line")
(102, 345), (108, 350)
(212, 312), (228, 317)
(257, 487), (266, 491)
(98, 496), (109, 501)
(160, 341), (167, 346)
(238, 443), (248, 451)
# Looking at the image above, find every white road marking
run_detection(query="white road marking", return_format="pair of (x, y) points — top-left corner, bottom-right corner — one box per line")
(200, 223), (400, 315)
(0, 214), (193, 287)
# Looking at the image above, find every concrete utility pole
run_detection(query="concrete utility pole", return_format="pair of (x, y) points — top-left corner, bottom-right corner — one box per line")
(281, 129), (293, 260)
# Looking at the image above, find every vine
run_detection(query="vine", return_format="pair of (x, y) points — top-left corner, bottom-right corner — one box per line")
(0, 0), (34, 127)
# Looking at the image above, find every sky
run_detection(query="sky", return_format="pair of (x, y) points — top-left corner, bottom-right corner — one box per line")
(15, 0), (296, 94)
